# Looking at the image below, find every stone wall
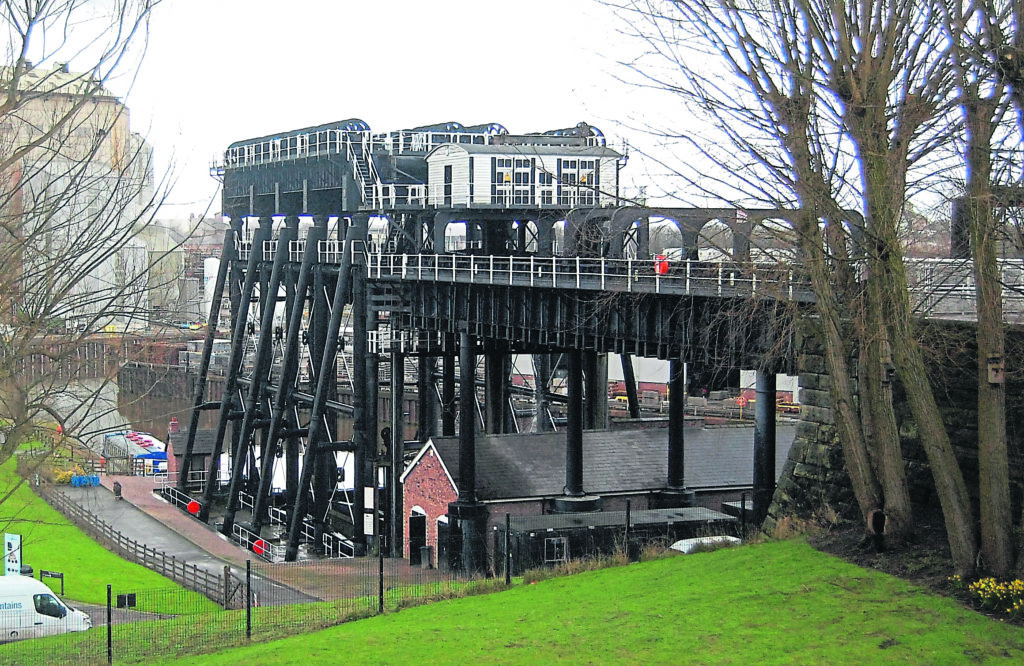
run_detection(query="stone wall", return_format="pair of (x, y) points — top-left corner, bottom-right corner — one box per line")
(764, 317), (1024, 534)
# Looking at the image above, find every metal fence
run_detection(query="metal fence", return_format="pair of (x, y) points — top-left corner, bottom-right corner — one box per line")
(36, 486), (245, 610)
(0, 553), (467, 665)
(0, 483), (745, 664)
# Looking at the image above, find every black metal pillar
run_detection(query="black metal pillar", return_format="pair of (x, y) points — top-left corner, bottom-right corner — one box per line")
(554, 350), (601, 513)
(250, 225), (320, 536)
(222, 225), (292, 537)
(565, 350), (584, 497)
(441, 332), (457, 437)
(284, 222), (356, 562)
(484, 346), (506, 434)
(667, 359), (686, 489)
(417, 348), (437, 443)
(178, 227), (234, 491)
(310, 214), (336, 555)
(620, 353), (641, 419)
(199, 223), (269, 523)
(389, 349), (405, 557)
(350, 219), (370, 555)
(362, 284), (380, 552)
(655, 359), (695, 508)
(532, 353), (553, 432)
(582, 352), (608, 430)
(447, 331), (486, 573)
(283, 216), (303, 526)
(753, 370), (777, 525)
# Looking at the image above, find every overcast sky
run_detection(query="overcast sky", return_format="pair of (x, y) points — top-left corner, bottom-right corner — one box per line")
(112, 0), (678, 219)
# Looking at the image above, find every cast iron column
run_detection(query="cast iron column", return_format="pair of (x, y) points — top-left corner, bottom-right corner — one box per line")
(417, 348), (437, 442)
(620, 353), (641, 419)
(447, 331), (486, 573)
(533, 354), (552, 432)
(389, 349), (405, 557)
(484, 346), (506, 434)
(552, 350), (600, 513)
(658, 359), (695, 508)
(199, 223), (268, 524)
(566, 350), (584, 497)
(441, 333), (457, 437)
(752, 370), (777, 525)
(457, 332), (477, 506)
(178, 227), (234, 492)
(582, 352), (608, 430)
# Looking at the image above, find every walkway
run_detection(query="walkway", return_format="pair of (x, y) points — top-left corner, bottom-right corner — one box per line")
(61, 475), (315, 605)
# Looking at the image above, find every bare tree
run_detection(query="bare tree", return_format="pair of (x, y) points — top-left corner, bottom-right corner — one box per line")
(605, 0), (1024, 574)
(0, 1), (166, 469)
(940, 1), (1009, 577)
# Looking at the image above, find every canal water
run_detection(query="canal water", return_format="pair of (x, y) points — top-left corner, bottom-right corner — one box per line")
(74, 379), (355, 490)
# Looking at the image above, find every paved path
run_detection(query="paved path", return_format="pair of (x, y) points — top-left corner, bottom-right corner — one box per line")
(59, 476), (315, 606)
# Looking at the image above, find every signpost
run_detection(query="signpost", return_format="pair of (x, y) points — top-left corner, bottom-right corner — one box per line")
(736, 395), (748, 419)
(4, 533), (21, 576)
(40, 570), (64, 595)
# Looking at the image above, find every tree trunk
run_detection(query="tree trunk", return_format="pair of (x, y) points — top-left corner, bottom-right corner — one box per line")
(861, 281), (913, 545)
(878, 241), (977, 575)
(792, 208), (883, 522)
(963, 102), (1013, 577)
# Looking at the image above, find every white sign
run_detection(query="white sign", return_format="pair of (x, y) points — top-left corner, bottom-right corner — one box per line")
(4, 533), (21, 576)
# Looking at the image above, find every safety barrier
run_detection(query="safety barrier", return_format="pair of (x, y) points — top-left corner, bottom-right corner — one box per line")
(41, 487), (246, 609)
(367, 253), (814, 302)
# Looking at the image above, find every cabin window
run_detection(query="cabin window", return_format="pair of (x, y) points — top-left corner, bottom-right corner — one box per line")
(544, 536), (568, 563)
(491, 158), (513, 205)
(34, 594), (64, 618)
(556, 158), (600, 206)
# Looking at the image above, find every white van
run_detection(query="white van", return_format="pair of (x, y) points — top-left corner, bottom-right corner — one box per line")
(0, 576), (91, 642)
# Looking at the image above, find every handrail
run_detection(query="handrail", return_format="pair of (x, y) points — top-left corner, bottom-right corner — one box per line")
(322, 531), (356, 559)
(365, 253), (815, 302)
(233, 523), (282, 562)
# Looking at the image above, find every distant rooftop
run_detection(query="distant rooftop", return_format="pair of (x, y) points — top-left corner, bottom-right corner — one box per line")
(0, 61), (116, 98)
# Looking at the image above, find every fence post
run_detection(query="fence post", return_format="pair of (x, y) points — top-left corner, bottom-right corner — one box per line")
(741, 492), (747, 539)
(106, 584), (112, 665)
(246, 560), (252, 640)
(625, 499), (632, 560)
(504, 513), (511, 586)
(376, 459), (385, 616)
(223, 565), (231, 609)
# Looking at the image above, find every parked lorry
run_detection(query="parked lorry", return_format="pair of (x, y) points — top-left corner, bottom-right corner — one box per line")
(0, 576), (91, 642)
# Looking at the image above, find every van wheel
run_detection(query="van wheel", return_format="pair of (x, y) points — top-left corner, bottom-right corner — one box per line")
(9, 631), (16, 638)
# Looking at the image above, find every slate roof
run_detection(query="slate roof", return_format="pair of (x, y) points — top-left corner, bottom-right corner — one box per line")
(423, 425), (796, 501)
(168, 430), (219, 457)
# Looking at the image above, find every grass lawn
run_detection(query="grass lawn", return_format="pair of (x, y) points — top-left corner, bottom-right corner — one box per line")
(0, 457), (217, 613)
(113, 539), (1024, 666)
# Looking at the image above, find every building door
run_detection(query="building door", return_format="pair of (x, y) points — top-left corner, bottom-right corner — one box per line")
(408, 512), (427, 565)
(443, 165), (453, 207)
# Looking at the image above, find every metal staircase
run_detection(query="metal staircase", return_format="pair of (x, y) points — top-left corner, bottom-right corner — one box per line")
(346, 134), (379, 207)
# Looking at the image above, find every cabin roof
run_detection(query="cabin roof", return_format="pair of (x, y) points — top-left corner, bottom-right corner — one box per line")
(425, 143), (621, 159)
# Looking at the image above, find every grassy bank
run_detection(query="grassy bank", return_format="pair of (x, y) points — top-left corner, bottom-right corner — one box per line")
(118, 539), (1024, 665)
(0, 457), (217, 613)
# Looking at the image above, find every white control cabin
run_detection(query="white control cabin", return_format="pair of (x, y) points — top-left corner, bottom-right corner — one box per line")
(425, 143), (622, 209)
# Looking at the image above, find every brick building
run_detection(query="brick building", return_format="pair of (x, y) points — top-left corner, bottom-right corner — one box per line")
(400, 425), (796, 567)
